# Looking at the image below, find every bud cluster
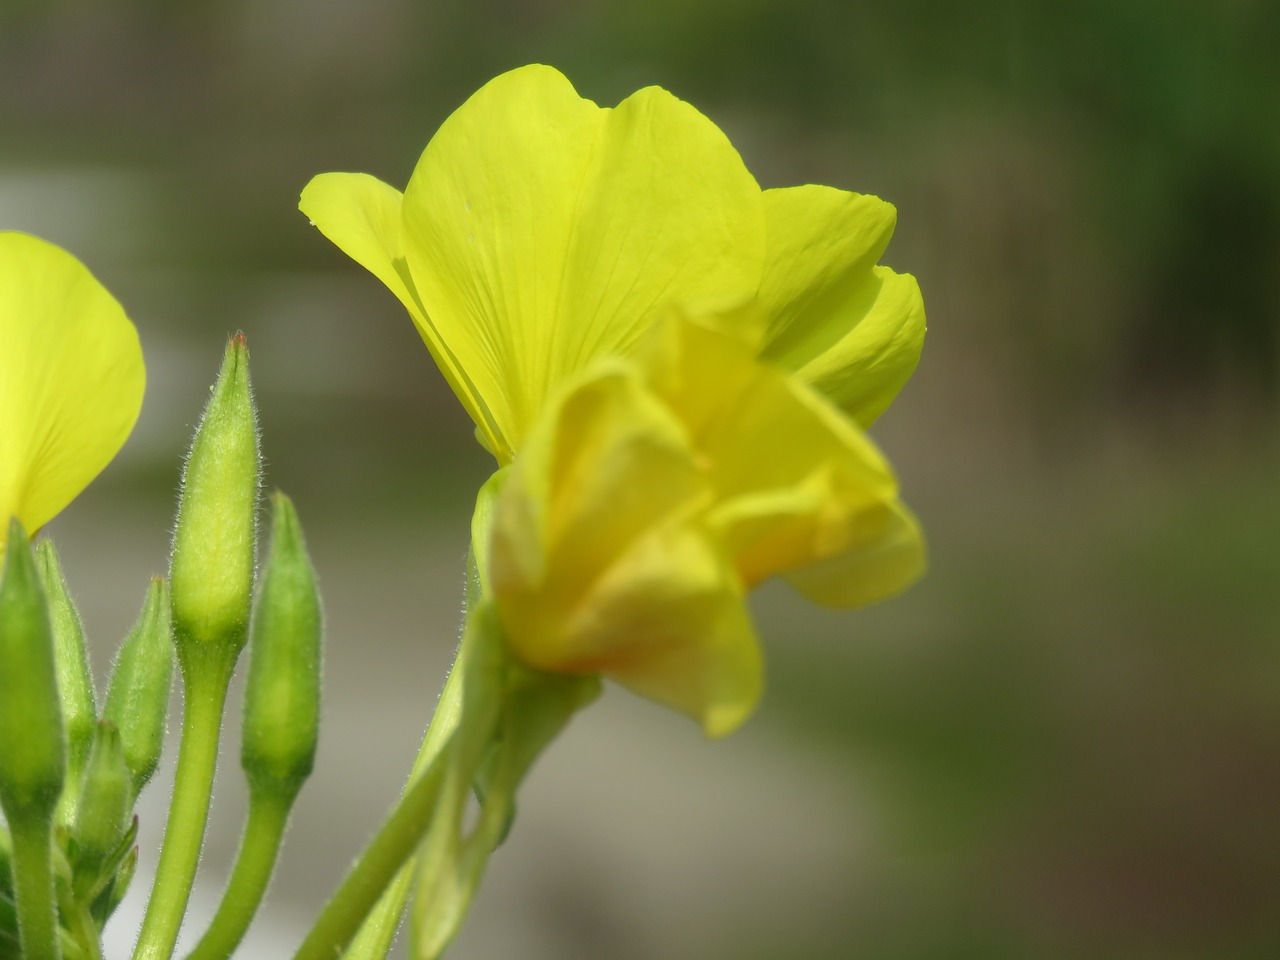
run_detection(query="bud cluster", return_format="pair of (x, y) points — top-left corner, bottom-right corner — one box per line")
(0, 335), (323, 960)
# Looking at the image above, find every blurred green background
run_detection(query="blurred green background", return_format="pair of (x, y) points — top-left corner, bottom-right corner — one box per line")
(3, 1), (1279, 958)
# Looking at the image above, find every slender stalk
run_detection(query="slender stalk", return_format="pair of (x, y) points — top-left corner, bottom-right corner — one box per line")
(291, 739), (454, 960)
(183, 787), (292, 960)
(131, 661), (234, 960)
(342, 658), (468, 960)
(8, 815), (59, 960)
(56, 883), (104, 960)
(340, 862), (413, 960)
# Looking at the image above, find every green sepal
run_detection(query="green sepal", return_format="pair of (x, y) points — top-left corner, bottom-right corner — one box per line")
(33, 539), (96, 819)
(103, 577), (174, 797)
(410, 593), (599, 960)
(88, 821), (137, 927)
(70, 722), (131, 897)
(473, 661), (601, 847)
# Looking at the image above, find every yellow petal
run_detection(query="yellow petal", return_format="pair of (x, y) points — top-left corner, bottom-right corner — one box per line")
(575, 524), (763, 738)
(786, 497), (926, 607)
(298, 172), (504, 457)
(640, 309), (920, 601)
(0, 233), (145, 549)
(399, 64), (767, 457)
(758, 185), (925, 426)
(490, 364), (761, 735)
(490, 363), (704, 659)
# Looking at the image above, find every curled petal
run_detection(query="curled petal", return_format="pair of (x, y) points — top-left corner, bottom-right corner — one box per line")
(786, 497), (926, 608)
(0, 233), (144, 549)
(490, 365), (762, 735)
(640, 309), (917, 599)
(568, 524), (763, 739)
(759, 185), (925, 426)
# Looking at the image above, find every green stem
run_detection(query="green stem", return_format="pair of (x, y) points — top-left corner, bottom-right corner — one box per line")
(342, 657), (469, 960)
(8, 814), (59, 960)
(183, 786), (293, 960)
(291, 738), (454, 960)
(132, 660), (234, 960)
(56, 880), (103, 960)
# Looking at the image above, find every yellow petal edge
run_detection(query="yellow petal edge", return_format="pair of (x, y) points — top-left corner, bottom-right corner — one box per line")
(0, 232), (145, 550)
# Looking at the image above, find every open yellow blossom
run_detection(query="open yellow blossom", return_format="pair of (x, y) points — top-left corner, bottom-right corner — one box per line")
(300, 64), (924, 461)
(300, 65), (925, 734)
(487, 309), (922, 736)
(0, 232), (145, 552)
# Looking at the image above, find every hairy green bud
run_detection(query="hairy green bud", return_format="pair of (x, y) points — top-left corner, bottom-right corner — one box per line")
(33, 540), (96, 782)
(72, 722), (131, 891)
(0, 520), (65, 820)
(170, 333), (260, 669)
(242, 493), (322, 795)
(103, 578), (174, 796)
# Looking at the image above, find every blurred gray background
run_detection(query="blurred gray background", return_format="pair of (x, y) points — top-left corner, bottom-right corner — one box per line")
(3, 1), (1279, 958)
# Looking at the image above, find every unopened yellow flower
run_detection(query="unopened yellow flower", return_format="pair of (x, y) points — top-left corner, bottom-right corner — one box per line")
(0, 233), (145, 552)
(300, 64), (923, 461)
(301, 65), (926, 734)
(487, 310), (922, 736)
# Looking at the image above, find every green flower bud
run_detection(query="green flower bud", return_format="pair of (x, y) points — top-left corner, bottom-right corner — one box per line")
(0, 519), (65, 821)
(34, 539), (98, 830)
(103, 577), (174, 796)
(33, 540), (96, 777)
(71, 722), (130, 892)
(242, 493), (322, 795)
(170, 333), (260, 668)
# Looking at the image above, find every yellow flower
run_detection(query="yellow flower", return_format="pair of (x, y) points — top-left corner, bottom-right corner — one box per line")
(0, 233), (145, 552)
(300, 65), (925, 734)
(486, 309), (922, 736)
(300, 64), (923, 461)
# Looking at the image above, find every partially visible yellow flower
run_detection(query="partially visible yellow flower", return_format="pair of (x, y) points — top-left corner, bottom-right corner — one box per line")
(300, 64), (923, 462)
(0, 232), (145, 552)
(487, 309), (922, 737)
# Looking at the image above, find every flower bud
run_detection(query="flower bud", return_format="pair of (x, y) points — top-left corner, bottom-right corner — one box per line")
(103, 577), (174, 796)
(170, 333), (260, 667)
(72, 722), (130, 890)
(34, 538), (97, 819)
(0, 519), (65, 820)
(241, 493), (322, 795)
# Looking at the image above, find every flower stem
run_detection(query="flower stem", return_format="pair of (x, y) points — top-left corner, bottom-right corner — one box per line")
(342, 655), (468, 960)
(132, 659), (234, 960)
(56, 879), (104, 960)
(183, 786), (293, 960)
(8, 814), (60, 960)
(290, 738), (454, 960)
